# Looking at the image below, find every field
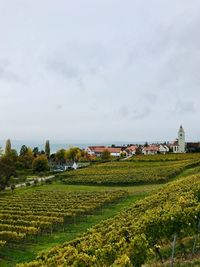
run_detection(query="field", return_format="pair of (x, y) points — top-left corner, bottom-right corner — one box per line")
(0, 189), (128, 246)
(1, 153), (200, 266)
(60, 154), (200, 185)
(127, 153), (200, 162)
(0, 183), (161, 266)
(17, 173), (200, 267)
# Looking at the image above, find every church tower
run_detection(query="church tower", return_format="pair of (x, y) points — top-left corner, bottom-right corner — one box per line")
(178, 125), (186, 153)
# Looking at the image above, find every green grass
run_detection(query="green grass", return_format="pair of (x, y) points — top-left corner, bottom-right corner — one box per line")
(174, 165), (200, 180)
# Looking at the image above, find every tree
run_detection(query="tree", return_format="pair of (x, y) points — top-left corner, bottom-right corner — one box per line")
(18, 148), (34, 169)
(101, 150), (111, 161)
(2, 149), (18, 167)
(32, 155), (49, 172)
(0, 159), (16, 190)
(66, 147), (82, 162)
(56, 149), (66, 165)
(33, 147), (39, 157)
(45, 140), (50, 159)
(136, 146), (142, 155)
(19, 145), (28, 156)
(5, 139), (11, 156)
(50, 153), (56, 162)
(144, 142), (148, 147)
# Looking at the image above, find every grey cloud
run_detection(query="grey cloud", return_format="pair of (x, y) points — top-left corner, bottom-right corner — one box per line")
(141, 93), (157, 104)
(155, 14), (200, 91)
(46, 58), (86, 91)
(118, 105), (152, 120)
(55, 104), (63, 111)
(174, 101), (195, 115)
(0, 1), (200, 141)
(66, 42), (108, 73)
(0, 59), (21, 83)
(118, 105), (129, 118)
(46, 59), (80, 80)
(131, 107), (152, 121)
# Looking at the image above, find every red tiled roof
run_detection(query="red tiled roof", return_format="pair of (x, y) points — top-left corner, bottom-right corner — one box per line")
(143, 145), (159, 152)
(88, 146), (106, 153)
(88, 146), (105, 149)
(127, 145), (138, 151)
(88, 146), (121, 153)
(107, 147), (122, 153)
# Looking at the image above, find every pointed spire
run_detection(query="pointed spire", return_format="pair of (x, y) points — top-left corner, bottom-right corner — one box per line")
(179, 125), (184, 132)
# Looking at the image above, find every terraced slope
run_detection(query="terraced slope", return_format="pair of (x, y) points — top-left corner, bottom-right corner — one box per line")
(0, 190), (127, 246)
(61, 156), (200, 185)
(18, 174), (200, 266)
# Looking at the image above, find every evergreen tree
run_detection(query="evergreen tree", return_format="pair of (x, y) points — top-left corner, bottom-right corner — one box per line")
(144, 141), (148, 147)
(33, 147), (39, 157)
(20, 145), (28, 156)
(45, 140), (50, 159)
(5, 139), (11, 155)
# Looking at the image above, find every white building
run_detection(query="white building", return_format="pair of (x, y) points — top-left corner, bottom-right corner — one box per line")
(126, 145), (138, 155)
(170, 125), (186, 153)
(85, 146), (124, 157)
(159, 145), (169, 154)
(170, 140), (179, 153)
(178, 125), (186, 153)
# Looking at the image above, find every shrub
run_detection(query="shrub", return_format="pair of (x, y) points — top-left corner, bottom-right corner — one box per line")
(32, 155), (49, 172)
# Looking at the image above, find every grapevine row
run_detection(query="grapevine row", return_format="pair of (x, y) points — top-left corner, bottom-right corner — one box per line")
(17, 174), (200, 266)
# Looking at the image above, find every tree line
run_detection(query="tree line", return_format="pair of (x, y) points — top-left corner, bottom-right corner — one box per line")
(0, 139), (52, 190)
(0, 139), (113, 190)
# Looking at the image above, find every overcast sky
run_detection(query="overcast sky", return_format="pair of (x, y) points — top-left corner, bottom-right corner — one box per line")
(0, 0), (200, 143)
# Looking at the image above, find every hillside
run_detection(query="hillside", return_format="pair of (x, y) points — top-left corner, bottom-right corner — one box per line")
(0, 153), (200, 266)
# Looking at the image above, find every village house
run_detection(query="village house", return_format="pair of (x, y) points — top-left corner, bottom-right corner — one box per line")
(126, 145), (138, 155)
(107, 147), (124, 157)
(159, 144), (169, 154)
(85, 146), (106, 157)
(142, 145), (159, 155)
(85, 126), (187, 158)
(169, 140), (179, 153)
(85, 146), (124, 157)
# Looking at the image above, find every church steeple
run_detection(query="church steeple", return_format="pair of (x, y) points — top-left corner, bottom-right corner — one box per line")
(178, 125), (185, 153)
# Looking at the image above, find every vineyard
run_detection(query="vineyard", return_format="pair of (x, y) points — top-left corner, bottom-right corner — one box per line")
(0, 189), (127, 247)
(60, 156), (200, 185)
(127, 153), (200, 162)
(0, 154), (200, 266)
(17, 174), (200, 267)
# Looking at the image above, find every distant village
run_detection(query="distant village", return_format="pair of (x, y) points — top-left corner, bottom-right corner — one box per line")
(85, 126), (200, 158)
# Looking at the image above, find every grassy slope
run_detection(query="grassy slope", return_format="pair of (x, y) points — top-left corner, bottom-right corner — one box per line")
(1, 163), (200, 266)
(0, 183), (161, 266)
(60, 158), (200, 186)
